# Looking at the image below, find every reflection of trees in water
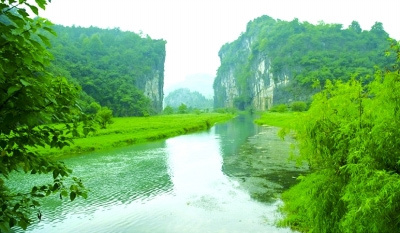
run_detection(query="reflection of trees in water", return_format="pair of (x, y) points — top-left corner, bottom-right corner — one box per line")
(222, 125), (308, 203)
(215, 114), (261, 160)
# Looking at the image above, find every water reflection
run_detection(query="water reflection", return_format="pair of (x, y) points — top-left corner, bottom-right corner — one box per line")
(9, 116), (297, 233)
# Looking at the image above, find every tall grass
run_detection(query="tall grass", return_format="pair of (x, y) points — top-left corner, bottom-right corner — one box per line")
(39, 113), (234, 157)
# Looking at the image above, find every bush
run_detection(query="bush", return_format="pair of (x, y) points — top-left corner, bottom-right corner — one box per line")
(96, 107), (114, 129)
(291, 101), (307, 112)
(163, 105), (174, 115)
(270, 104), (288, 113)
(177, 103), (188, 114)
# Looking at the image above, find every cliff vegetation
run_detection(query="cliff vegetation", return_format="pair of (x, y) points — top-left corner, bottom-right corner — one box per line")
(48, 25), (166, 116)
(214, 15), (396, 110)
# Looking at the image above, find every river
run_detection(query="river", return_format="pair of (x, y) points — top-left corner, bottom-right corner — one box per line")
(11, 115), (305, 233)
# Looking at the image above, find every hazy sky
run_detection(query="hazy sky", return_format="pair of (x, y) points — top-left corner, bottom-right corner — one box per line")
(41, 0), (400, 90)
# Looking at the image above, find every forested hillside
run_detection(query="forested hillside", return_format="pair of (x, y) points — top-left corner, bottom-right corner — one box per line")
(214, 15), (397, 110)
(164, 88), (213, 110)
(47, 25), (166, 116)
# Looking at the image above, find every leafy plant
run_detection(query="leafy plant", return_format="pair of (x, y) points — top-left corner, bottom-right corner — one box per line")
(0, 1), (89, 231)
(270, 104), (288, 113)
(178, 103), (188, 114)
(96, 107), (114, 129)
(48, 25), (166, 116)
(290, 101), (307, 112)
(163, 105), (174, 115)
(279, 43), (400, 232)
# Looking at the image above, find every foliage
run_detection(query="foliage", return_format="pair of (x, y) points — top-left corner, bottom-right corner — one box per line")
(162, 105), (174, 115)
(47, 25), (166, 116)
(255, 112), (302, 130)
(35, 114), (235, 157)
(270, 104), (288, 113)
(214, 107), (238, 114)
(0, 1), (89, 231)
(96, 107), (114, 129)
(85, 102), (101, 115)
(177, 103), (188, 114)
(214, 15), (396, 110)
(164, 88), (213, 109)
(290, 101), (307, 112)
(279, 44), (400, 232)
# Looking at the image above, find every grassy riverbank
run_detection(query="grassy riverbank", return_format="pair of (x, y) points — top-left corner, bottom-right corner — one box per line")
(255, 112), (303, 130)
(41, 113), (234, 157)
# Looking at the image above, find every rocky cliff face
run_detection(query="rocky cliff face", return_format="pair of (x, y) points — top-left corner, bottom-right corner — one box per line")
(214, 37), (290, 111)
(143, 71), (164, 113)
(213, 16), (292, 111)
(138, 51), (165, 113)
(213, 15), (394, 111)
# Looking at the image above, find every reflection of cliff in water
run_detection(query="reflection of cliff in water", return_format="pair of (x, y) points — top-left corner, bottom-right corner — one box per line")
(214, 114), (261, 159)
(219, 117), (308, 203)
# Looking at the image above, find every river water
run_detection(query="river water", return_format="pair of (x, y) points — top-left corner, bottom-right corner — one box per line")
(11, 115), (305, 233)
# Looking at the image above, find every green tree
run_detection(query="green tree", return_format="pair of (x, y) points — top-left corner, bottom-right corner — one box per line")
(279, 43), (400, 232)
(96, 107), (114, 129)
(290, 101), (307, 112)
(0, 1), (89, 231)
(178, 103), (188, 114)
(163, 105), (174, 115)
(48, 25), (166, 116)
(86, 102), (101, 115)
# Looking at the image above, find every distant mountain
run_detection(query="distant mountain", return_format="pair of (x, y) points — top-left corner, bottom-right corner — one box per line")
(165, 73), (214, 99)
(164, 88), (213, 109)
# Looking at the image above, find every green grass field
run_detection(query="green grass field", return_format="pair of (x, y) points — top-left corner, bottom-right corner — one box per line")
(40, 113), (234, 157)
(255, 112), (303, 130)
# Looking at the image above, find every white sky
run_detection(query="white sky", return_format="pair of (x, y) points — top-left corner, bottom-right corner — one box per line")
(41, 0), (400, 90)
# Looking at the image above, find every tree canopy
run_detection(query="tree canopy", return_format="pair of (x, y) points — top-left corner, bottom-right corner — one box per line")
(0, 0), (89, 231)
(47, 25), (166, 116)
(214, 15), (397, 109)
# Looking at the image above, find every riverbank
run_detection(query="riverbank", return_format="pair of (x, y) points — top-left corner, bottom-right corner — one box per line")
(40, 113), (234, 157)
(255, 112), (303, 130)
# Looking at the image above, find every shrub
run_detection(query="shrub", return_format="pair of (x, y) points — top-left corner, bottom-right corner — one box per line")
(291, 101), (307, 112)
(270, 104), (288, 113)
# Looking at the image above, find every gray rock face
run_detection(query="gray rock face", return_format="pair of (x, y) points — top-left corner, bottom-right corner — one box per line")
(137, 51), (166, 113)
(214, 37), (290, 111)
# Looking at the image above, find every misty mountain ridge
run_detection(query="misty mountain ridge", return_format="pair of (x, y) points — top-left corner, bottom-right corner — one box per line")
(164, 73), (214, 99)
(164, 88), (213, 110)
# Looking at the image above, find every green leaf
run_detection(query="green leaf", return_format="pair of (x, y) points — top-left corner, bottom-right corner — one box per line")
(81, 192), (88, 199)
(32, 200), (40, 206)
(13, 203), (20, 211)
(17, 8), (29, 17)
(19, 220), (28, 230)
(43, 26), (57, 36)
(61, 190), (68, 197)
(7, 86), (21, 96)
(52, 183), (59, 191)
(38, 34), (51, 47)
(9, 218), (16, 228)
(27, 4), (39, 15)
(20, 79), (30, 87)
(52, 169), (59, 179)
(35, 0), (46, 9)
(70, 192), (76, 201)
